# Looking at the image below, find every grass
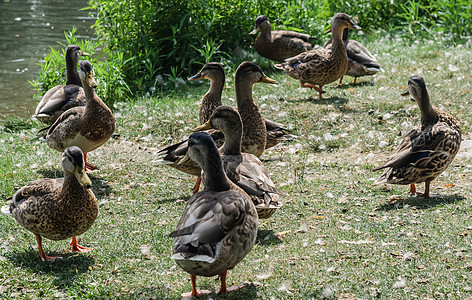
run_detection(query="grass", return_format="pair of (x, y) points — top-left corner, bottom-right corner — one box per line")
(1, 36), (472, 299)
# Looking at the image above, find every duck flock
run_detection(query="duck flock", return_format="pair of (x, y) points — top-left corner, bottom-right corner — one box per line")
(1, 13), (462, 297)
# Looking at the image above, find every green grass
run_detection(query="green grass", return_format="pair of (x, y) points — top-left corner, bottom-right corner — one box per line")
(1, 37), (472, 299)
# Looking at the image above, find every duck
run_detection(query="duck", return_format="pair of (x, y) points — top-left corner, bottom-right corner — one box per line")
(1, 146), (97, 261)
(32, 45), (89, 124)
(155, 62), (277, 193)
(189, 62), (295, 148)
(193, 106), (285, 218)
(275, 13), (361, 100)
(250, 15), (315, 62)
(44, 60), (115, 172)
(373, 76), (462, 198)
(169, 132), (258, 297)
(325, 28), (382, 85)
(188, 62), (225, 125)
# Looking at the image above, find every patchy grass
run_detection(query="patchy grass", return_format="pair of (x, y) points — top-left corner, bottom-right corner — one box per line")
(1, 37), (472, 299)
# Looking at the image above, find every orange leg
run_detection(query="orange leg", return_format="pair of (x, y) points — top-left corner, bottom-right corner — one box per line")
(84, 152), (98, 173)
(217, 270), (246, 294)
(192, 175), (202, 194)
(181, 274), (211, 298)
(300, 83), (324, 100)
(421, 181), (431, 198)
(336, 76), (344, 87)
(70, 236), (92, 252)
(409, 183), (416, 195)
(35, 234), (62, 261)
(353, 77), (357, 84)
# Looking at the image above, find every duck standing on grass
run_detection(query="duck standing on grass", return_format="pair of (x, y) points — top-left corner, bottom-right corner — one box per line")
(43, 60), (115, 172)
(250, 15), (315, 62)
(193, 106), (285, 219)
(170, 132), (258, 297)
(1, 146), (97, 261)
(373, 76), (461, 198)
(275, 13), (361, 100)
(324, 27), (383, 86)
(33, 45), (89, 124)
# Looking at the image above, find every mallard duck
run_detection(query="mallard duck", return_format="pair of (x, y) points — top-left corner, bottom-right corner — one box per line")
(1, 146), (97, 261)
(33, 45), (89, 124)
(155, 62), (277, 193)
(189, 62), (295, 148)
(373, 76), (462, 198)
(188, 62), (225, 125)
(275, 13), (361, 100)
(194, 106), (285, 218)
(325, 28), (382, 85)
(44, 60), (115, 172)
(250, 15), (315, 62)
(169, 132), (258, 297)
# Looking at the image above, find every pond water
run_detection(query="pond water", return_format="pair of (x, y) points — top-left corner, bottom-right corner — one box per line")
(0, 0), (95, 119)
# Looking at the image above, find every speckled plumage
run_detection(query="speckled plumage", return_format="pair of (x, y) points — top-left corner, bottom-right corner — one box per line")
(155, 62), (277, 188)
(33, 45), (88, 124)
(325, 28), (382, 84)
(45, 60), (115, 170)
(251, 15), (315, 62)
(170, 132), (258, 296)
(374, 76), (462, 197)
(275, 13), (361, 100)
(2, 146), (97, 261)
(196, 106), (284, 219)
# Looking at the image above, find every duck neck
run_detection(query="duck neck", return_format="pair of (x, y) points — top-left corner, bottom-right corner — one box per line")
(342, 28), (348, 41)
(260, 22), (272, 39)
(201, 149), (232, 192)
(206, 77), (224, 104)
(330, 24), (347, 52)
(65, 56), (81, 86)
(220, 126), (243, 156)
(417, 92), (439, 125)
(235, 80), (254, 108)
(61, 172), (87, 199)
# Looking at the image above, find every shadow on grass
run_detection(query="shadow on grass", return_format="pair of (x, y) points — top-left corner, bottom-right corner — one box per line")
(171, 282), (258, 300)
(7, 247), (95, 287)
(289, 95), (350, 106)
(256, 229), (283, 246)
(376, 194), (466, 211)
(153, 194), (191, 205)
(337, 79), (375, 89)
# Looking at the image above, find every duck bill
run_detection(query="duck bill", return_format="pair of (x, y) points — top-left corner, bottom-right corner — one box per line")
(401, 90), (410, 97)
(323, 26), (331, 34)
(351, 23), (362, 30)
(188, 72), (204, 81)
(86, 72), (98, 88)
(260, 73), (278, 84)
(177, 152), (190, 165)
(75, 166), (92, 189)
(250, 27), (259, 35)
(192, 121), (213, 132)
(81, 51), (90, 57)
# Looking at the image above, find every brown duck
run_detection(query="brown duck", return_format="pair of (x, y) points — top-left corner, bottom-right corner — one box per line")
(373, 76), (462, 198)
(275, 13), (361, 100)
(325, 28), (382, 85)
(33, 45), (89, 124)
(1, 146), (97, 261)
(194, 106), (285, 218)
(44, 60), (115, 172)
(170, 132), (258, 297)
(251, 15), (315, 62)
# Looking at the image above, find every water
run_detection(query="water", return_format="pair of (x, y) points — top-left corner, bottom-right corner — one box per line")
(0, 0), (95, 119)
